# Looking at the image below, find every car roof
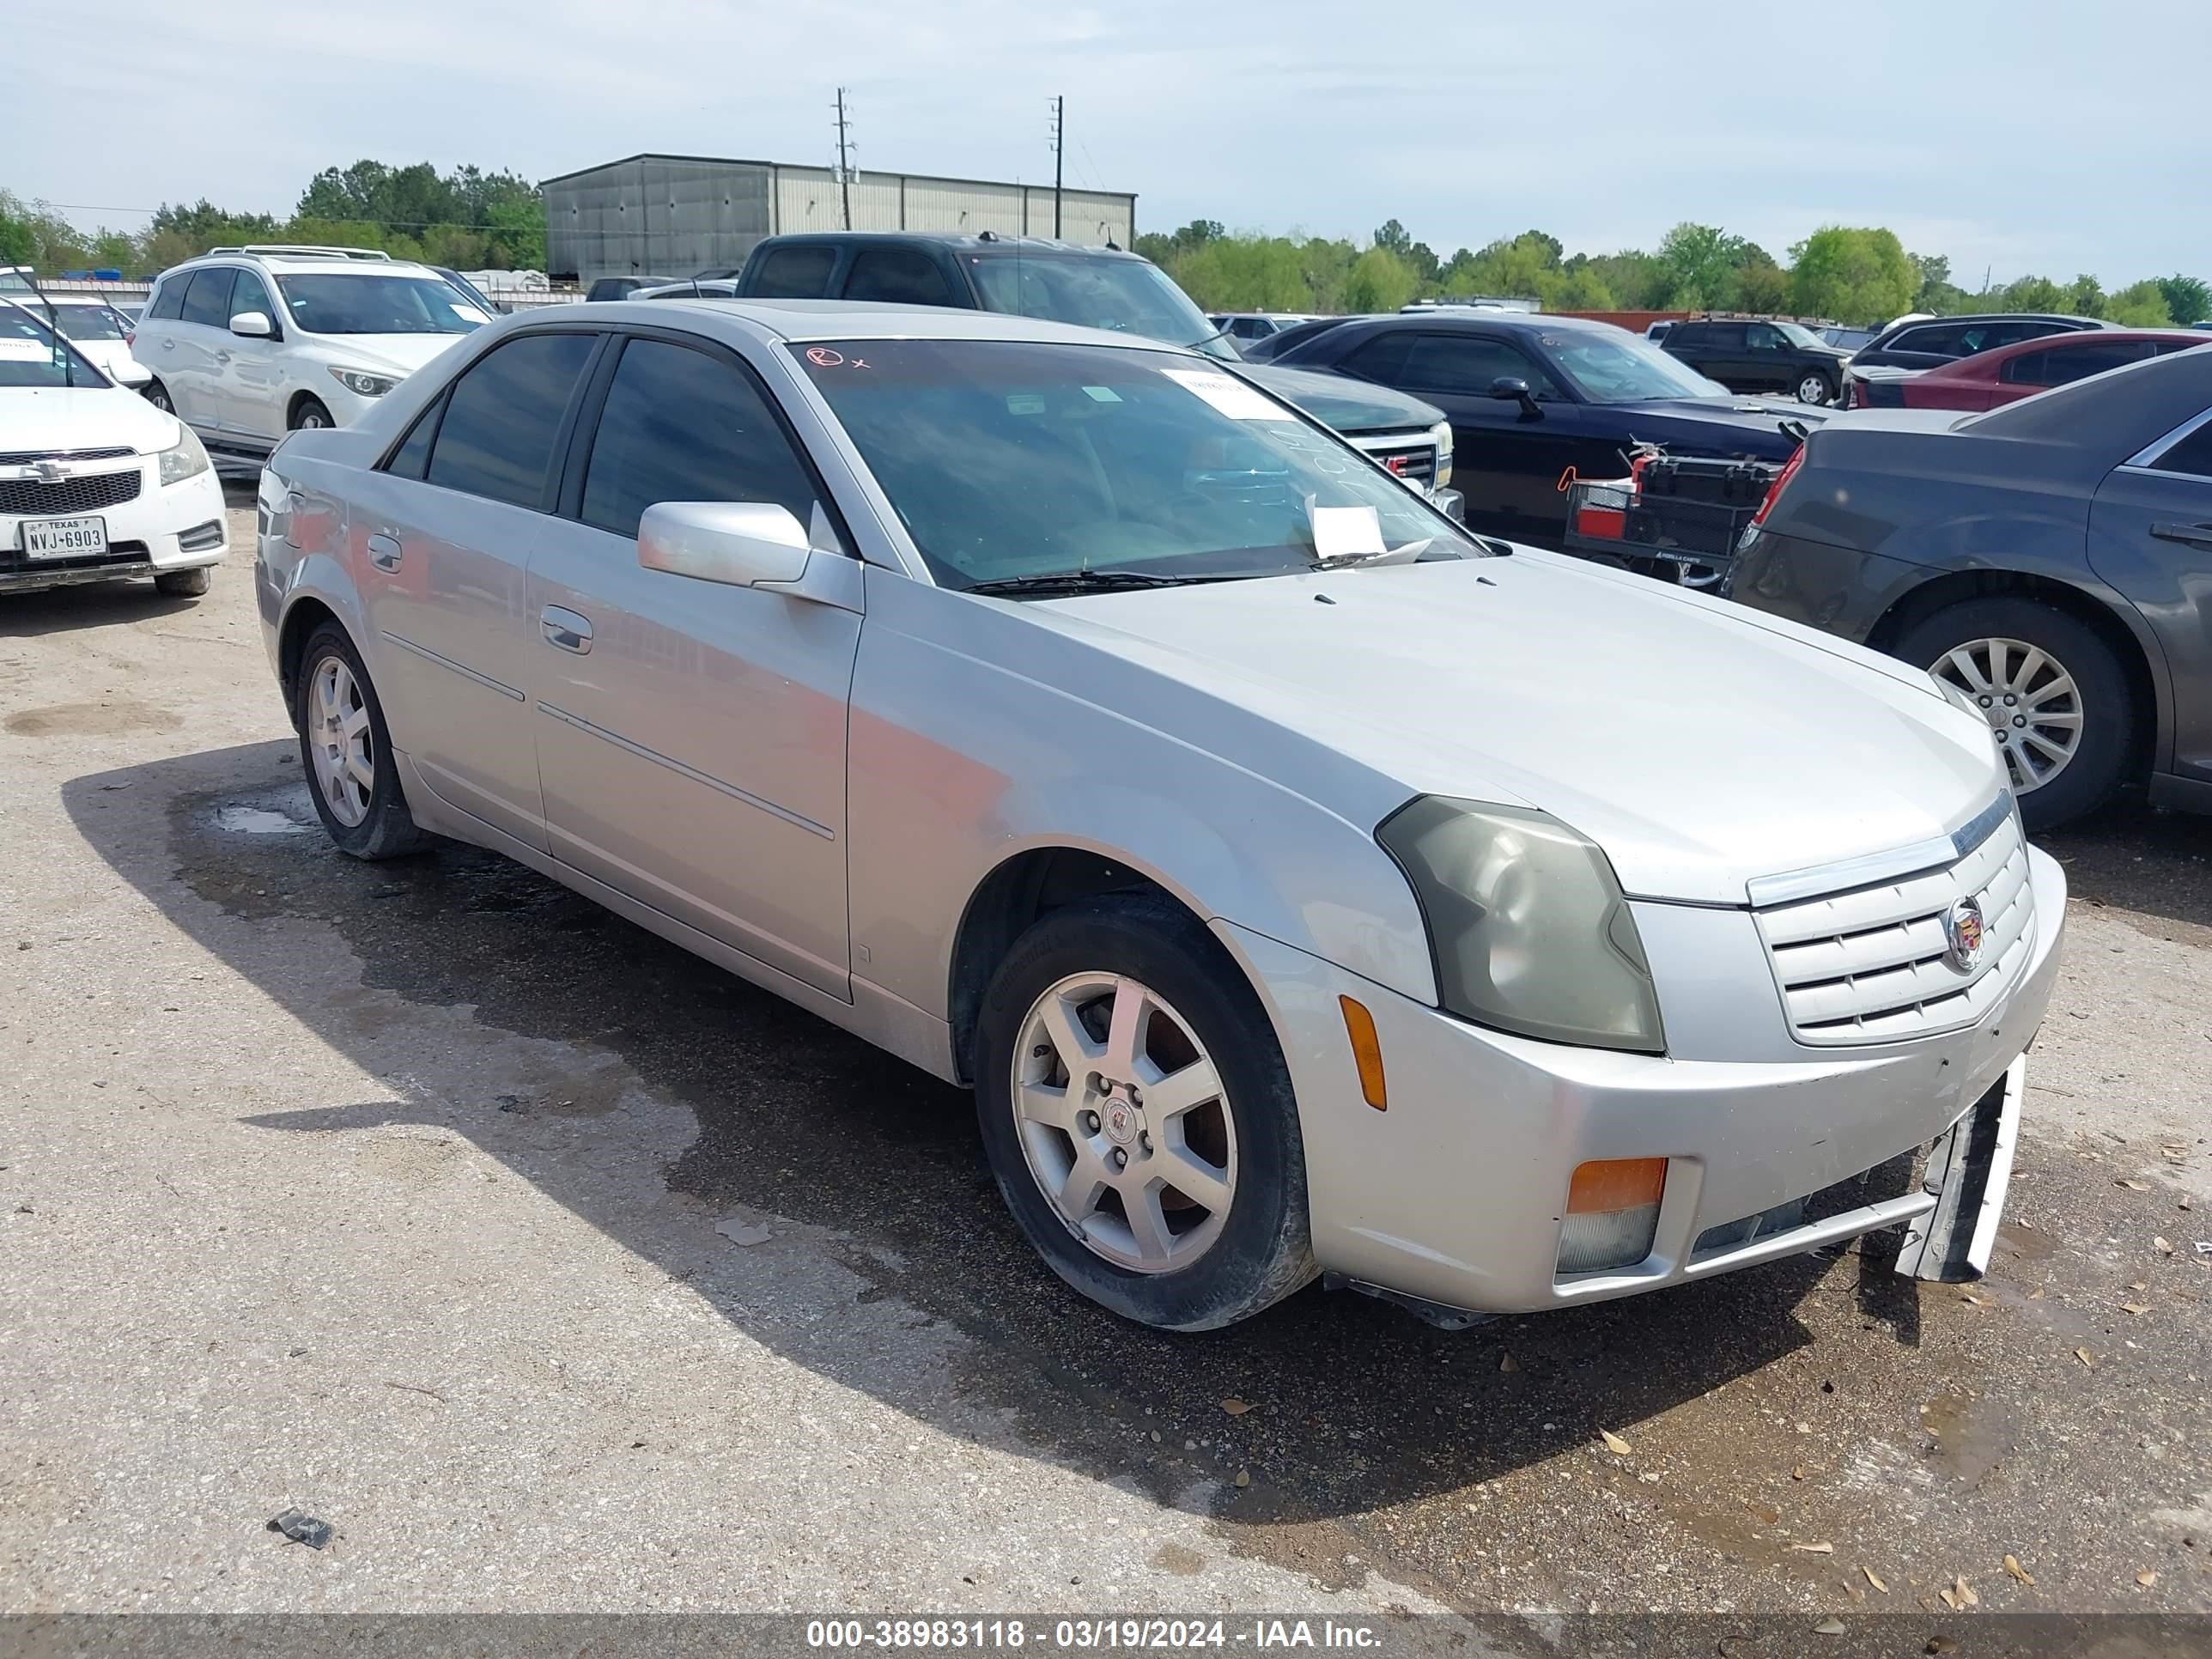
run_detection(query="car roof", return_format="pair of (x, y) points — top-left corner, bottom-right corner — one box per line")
(586, 295), (1191, 350)
(1353, 310), (1622, 337)
(754, 231), (1145, 261)
(160, 252), (440, 280)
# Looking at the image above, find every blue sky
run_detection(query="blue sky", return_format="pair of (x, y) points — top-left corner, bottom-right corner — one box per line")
(18, 0), (2205, 284)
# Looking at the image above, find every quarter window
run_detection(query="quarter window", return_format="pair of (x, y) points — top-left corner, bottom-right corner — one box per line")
(2151, 414), (2212, 478)
(579, 337), (824, 540)
(842, 248), (954, 307)
(424, 331), (599, 509)
(179, 269), (237, 328)
(384, 391), (447, 481)
(751, 245), (837, 298)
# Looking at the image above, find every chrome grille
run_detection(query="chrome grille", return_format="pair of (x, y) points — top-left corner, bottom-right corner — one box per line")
(0, 447), (134, 466)
(1755, 807), (2033, 1046)
(0, 468), (143, 517)
(1349, 433), (1437, 488)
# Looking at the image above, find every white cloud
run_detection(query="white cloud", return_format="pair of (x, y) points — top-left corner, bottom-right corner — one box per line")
(15, 0), (2207, 284)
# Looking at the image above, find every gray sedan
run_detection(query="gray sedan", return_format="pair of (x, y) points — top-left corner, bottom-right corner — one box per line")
(256, 300), (2061, 1329)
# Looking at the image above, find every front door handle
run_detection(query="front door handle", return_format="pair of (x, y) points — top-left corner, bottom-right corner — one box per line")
(366, 533), (402, 571)
(2150, 521), (2212, 550)
(541, 605), (593, 654)
(159, 339), (174, 350)
(215, 350), (232, 365)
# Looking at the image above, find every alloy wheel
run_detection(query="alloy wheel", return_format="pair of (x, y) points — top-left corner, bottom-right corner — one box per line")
(1011, 972), (1237, 1274)
(147, 386), (173, 413)
(308, 654), (375, 827)
(1929, 635), (2084, 793)
(297, 407), (330, 429)
(1796, 374), (1830, 404)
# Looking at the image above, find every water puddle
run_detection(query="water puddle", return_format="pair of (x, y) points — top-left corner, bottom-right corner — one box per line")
(215, 804), (309, 836)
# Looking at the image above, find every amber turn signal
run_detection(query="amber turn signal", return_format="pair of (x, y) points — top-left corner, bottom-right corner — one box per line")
(1338, 995), (1386, 1111)
(1566, 1157), (1668, 1214)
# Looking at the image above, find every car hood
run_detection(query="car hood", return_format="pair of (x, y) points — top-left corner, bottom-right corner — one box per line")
(1243, 364), (1444, 434)
(1028, 551), (1999, 905)
(307, 331), (475, 377)
(0, 383), (182, 454)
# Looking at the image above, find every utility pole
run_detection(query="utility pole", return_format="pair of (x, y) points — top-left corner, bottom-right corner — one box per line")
(1049, 95), (1063, 239)
(834, 87), (854, 230)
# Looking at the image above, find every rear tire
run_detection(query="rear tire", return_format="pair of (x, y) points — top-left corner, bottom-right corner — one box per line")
(295, 623), (431, 860)
(1899, 597), (2134, 830)
(155, 567), (213, 599)
(973, 895), (1316, 1330)
(1795, 371), (1835, 404)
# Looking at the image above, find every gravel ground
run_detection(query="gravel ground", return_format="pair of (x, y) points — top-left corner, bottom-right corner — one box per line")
(2, 487), (2207, 1631)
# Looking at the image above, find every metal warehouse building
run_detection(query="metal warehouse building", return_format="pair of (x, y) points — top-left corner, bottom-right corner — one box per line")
(542, 153), (1138, 285)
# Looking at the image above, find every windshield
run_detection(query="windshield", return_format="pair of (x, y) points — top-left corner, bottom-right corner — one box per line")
(1774, 321), (1825, 349)
(968, 254), (1237, 362)
(1546, 330), (1729, 402)
(0, 305), (109, 388)
(793, 338), (1475, 591)
(51, 305), (128, 342)
(274, 273), (489, 336)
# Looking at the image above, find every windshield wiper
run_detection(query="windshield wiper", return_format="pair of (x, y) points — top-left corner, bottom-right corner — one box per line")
(966, 568), (1231, 599)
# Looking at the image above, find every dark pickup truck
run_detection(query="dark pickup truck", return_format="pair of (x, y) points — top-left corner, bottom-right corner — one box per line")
(729, 232), (1462, 517)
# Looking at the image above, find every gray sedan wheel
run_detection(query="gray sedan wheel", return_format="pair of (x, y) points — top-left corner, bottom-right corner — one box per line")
(974, 895), (1316, 1330)
(295, 623), (432, 860)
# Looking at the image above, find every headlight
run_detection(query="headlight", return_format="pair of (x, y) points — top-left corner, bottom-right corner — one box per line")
(1429, 419), (1453, 488)
(156, 424), (210, 486)
(329, 366), (398, 398)
(1376, 798), (1664, 1052)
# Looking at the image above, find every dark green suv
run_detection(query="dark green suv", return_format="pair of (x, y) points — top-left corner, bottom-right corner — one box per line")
(1660, 318), (1853, 405)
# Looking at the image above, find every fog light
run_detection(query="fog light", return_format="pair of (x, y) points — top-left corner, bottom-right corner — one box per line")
(1557, 1158), (1666, 1275)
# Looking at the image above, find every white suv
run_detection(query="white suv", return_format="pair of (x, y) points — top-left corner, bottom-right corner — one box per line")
(134, 246), (489, 456)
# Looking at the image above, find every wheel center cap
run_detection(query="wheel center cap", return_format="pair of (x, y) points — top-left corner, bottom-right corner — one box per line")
(1101, 1096), (1141, 1147)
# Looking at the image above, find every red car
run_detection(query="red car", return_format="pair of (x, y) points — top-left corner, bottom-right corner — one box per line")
(1892, 329), (2209, 411)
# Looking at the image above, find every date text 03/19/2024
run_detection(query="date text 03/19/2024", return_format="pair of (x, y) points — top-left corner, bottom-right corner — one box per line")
(805, 1619), (1386, 1649)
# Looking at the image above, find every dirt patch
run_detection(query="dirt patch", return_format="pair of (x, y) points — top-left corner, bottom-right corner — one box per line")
(6, 701), (182, 738)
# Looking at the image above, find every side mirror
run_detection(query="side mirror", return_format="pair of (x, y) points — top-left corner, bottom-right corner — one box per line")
(228, 311), (274, 338)
(1489, 375), (1542, 419)
(638, 501), (811, 589)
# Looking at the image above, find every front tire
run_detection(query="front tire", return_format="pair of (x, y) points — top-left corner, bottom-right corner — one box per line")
(155, 567), (213, 599)
(974, 895), (1315, 1330)
(144, 380), (175, 415)
(1900, 598), (2134, 830)
(1795, 371), (1835, 404)
(295, 623), (431, 860)
(290, 397), (334, 432)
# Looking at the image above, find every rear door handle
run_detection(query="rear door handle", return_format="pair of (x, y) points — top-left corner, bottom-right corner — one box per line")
(2150, 521), (2212, 550)
(366, 533), (403, 571)
(215, 350), (231, 365)
(541, 605), (593, 653)
(159, 339), (175, 350)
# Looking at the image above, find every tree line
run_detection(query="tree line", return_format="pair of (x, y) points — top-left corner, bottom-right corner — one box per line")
(1133, 219), (2211, 330)
(0, 161), (547, 276)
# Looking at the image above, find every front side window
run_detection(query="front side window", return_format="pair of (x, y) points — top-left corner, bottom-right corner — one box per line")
(752, 245), (837, 298)
(580, 338), (822, 538)
(842, 248), (954, 307)
(179, 269), (237, 328)
(230, 270), (276, 329)
(275, 274), (487, 336)
(1744, 324), (1785, 351)
(793, 337), (1474, 591)
(424, 331), (598, 509)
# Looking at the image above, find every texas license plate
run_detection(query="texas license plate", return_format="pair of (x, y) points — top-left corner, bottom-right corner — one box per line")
(21, 516), (107, 560)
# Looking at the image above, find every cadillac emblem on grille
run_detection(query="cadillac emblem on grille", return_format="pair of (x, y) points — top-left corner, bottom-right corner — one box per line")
(1943, 895), (1987, 972)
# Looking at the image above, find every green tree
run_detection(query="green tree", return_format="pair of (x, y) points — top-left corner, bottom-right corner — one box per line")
(2063, 274), (2104, 316)
(1787, 226), (1916, 325)
(1736, 257), (1791, 314)
(1371, 218), (1414, 260)
(2104, 280), (2174, 327)
(2154, 274), (2210, 325)
(1997, 275), (2067, 313)
(1656, 222), (1750, 310)
(1343, 245), (1418, 313)
(1171, 233), (1310, 312)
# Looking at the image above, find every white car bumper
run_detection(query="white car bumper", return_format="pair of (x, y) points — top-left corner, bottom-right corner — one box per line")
(0, 453), (227, 594)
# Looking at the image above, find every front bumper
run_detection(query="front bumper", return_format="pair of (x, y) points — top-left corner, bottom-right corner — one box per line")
(1, 459), (228, 594)
(1217, 843), (2065, 1316)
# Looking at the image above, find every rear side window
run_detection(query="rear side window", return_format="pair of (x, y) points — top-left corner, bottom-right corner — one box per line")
(2152, 416), (2212, 478)
(842, 248), (954, 307)
(1398, 333), (1561, 398)
(579, 337), (823, 539)
(148, 278), (187, 321)
(1888, 324), (1964, 357)
(179, 269), (237, 328)
(2003, 341), (2154, 386)
(1705, 323), (1749, 350)
(425, 331), (598, 509)
(751, 245), (837, 298)
(1338, 331), (1414, 383)
(1668, 325), (1707, 349)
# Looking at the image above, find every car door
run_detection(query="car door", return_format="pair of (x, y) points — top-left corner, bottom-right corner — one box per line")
(524, 330), (861, 997)
(161, 267), (236, 434)
(1338, 329), (1581, 540)
(2087, 408), (2212, 788)
(215, 267), (287, 442)
(1741, 323), (1792, 392)
(346, 327), (605, 850)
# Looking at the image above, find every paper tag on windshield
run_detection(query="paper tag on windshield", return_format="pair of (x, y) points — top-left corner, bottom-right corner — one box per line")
(1162, 368), (1285, 422)
(0, 339), (52, 362)
(450, 305), (489, 324)
(1310, 503), (1385, 561)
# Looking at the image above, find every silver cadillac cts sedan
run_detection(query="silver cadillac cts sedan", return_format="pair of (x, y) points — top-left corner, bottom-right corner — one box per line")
(256, 300), (2065, 1331)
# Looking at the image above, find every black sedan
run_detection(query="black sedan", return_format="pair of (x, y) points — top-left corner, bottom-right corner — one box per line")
(1266, 313), (1827, 544)
(1729, 346), (2212, 830)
